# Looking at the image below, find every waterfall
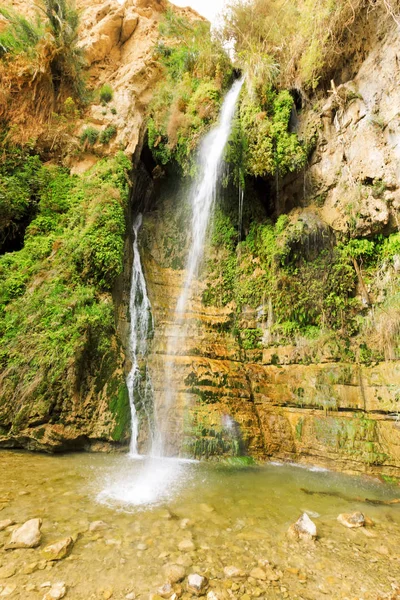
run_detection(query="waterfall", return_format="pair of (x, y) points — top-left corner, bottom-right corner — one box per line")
(126, 213), (154, 456)
(154, 77), (244, 457)
(99, 79), (244, 507)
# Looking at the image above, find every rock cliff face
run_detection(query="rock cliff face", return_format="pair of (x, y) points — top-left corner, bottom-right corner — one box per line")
(135, 15), (400, 476)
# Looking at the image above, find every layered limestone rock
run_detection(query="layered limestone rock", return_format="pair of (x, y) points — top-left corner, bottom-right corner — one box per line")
(140, 197), (400, 475)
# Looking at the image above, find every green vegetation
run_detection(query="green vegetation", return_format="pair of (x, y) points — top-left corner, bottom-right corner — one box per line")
(203, 187), (400, 359)
(80, 126), (99, 146)
(222, 0), (400, 92)
(100, 125), (117, 145)
(0, 7), (43, 57)
(147, 8), (233, 174)
(0, 151), (131, 435)
(0, 0), (86, 128)
(226, 88), (307, 181)
(100, 84), (113, 104)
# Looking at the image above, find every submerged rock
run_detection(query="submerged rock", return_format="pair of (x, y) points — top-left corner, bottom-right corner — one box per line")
(249, 567), (267, 581)
(223, 566), (246, 578)
(89, 521), (108, 532)
(42, 537), (74, 561)
(178, 539), (195, 552)
(0, 564), (16, 579)
(187, 574), (208, 595)
(163, 564), (186, 584)
(157, 583), (173, 598)
(42, 582), (66, 600)
(337, 512), (365, 528)
(6, 518), (42, 549)
(0, 519), (15, 531)
(0, 585), (17, 597)
(287, 513), (317, 541)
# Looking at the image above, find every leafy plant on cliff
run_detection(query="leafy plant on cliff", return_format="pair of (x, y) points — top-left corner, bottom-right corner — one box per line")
(222, 0), (400, 92)
(0, 0), (86, 143)
(0, 152), (131, 435)
(147, 9), (233, 174)
(227, 88), (307, 179)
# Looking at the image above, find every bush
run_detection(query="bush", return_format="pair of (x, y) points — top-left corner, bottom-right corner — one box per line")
(0, 7), (43, 57)
(0, 152), (131, 418)
(147, 8), (233, 173)
(100, 84), (113, 104)
(80, 126), (99, 146)
(99, 126), (117, 144)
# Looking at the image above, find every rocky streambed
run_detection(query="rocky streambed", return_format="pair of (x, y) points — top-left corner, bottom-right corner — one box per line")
(0, 451), (400, 600)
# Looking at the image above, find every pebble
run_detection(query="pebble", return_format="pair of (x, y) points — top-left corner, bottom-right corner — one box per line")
(199, 504), (214, 513)
(157, 583), (173, 598)
(187, 573), (208, 594)
(42, 537), (74, 561)
(42, 582), (66, 600)
(163, 564), (186, 584)
(0, 585), (17, 597)
(249, 568), (266, 581)
(125, 594), (135, 600)
(89, 521), (108, 532)
(178, 539), (195, 552)
(224, 566), (246, 578)
(337, 512), (365, 529)
(0, 565), (16, 579)
(287, 513), (317, 541)
(0, 520), (15, 532)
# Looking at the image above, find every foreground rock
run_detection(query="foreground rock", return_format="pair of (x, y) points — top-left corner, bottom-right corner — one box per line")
(6, 518), (42, 549)
(0, 519), (15, 531)
(187, 574), (208, 595)
(42, 582), (66, 600)
(287, 513), (317, 541)
(337, 512), (365, 528)
(163, 564), (186, 584)
(42, 537), (74, 561)
(223, 566), (246, 578)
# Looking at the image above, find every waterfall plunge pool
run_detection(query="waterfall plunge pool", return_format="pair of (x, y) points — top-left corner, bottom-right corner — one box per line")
(0, 451), (399, 599)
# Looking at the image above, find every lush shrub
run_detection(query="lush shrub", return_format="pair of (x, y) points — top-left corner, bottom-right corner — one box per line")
(99, 125), (117, 144)
(147, 9), (233, 173)
(80, 126), (99, 146)
(100, 84), (113, 104)
(0, 152), (131, 414)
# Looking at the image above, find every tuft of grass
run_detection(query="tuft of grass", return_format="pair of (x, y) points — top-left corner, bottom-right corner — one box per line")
(80, 126), (99, 146)
(100, 84), (113, 104)
(99, 125), (117, 144)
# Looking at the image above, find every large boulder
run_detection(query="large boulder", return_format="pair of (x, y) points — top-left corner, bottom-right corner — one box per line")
(6, 518), (42, 549)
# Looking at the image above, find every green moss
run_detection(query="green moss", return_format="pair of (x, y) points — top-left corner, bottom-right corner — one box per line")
(109, 382), (131, 442)
(0, 151), (131, 429)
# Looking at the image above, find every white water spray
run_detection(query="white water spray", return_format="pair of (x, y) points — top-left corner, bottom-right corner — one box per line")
(176, 78), (244, 316)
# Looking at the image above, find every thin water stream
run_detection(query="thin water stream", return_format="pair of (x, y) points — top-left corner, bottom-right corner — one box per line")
(126, 214), (154, 456)
(0, 451), (399, 599)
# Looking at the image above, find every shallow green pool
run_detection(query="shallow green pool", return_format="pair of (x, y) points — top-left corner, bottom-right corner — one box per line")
(0, 451), (399, 599)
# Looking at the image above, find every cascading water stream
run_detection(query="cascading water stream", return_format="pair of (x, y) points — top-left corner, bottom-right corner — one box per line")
(155, 77), (244, 457)
(126, 213), (154, 456)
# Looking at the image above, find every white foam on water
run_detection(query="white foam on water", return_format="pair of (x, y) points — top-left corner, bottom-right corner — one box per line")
(97, 456), (196, 508)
